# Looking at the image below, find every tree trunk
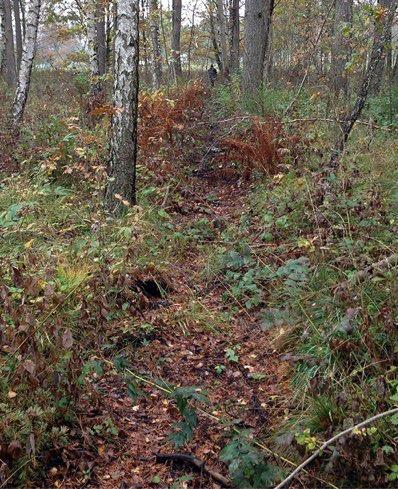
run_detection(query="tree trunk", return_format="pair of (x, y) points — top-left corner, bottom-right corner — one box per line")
(242, 0), (274, 96)
(215, 0), (228, 76)
(149, 0), (162, 89)
(11, 0), (41, 134)
(208, 2), (222, 72)
(187, 0), (198, 78)
(330, 0), (353, 98)
(96, 0), (107, 76)
(0, 1), (5, 71)
(104, 0), (139, 215)
(87, 1), (101, 97)
(329, 0), (397, 168)
(171, 0), (182, 81)
(229, 0), (240, 74)
(13, 0), (23, 69)
(372, 0), (393, 94)
(1, 0), (17, 87)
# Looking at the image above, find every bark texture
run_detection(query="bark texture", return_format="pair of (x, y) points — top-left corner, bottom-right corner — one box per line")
(1, 0), (17, 86)
(0, 1), (5, 70)
(242, 0), (274, 96)
(208, 1), (222, 72)
(171, 0), (182, 80)
(13, 0), (23, 69)
(87, 0), (101, 96)
(331, 0), (353, 97)
(329, 0), (397, 167)
(105, 0), (139, 214)
(96, 0), (107, 76)
(229, 0), (240, 74)
(372, 0), (393, 93)
(12, 0), (41, 133)
(149, 0), (162, 89)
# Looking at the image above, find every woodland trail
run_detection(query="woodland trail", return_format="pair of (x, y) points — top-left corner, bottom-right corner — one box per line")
(57, 100), (292, 489)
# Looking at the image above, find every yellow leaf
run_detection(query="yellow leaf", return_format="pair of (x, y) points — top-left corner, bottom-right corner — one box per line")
(24, 239), (34, 249)
(8, 391), (17, 399)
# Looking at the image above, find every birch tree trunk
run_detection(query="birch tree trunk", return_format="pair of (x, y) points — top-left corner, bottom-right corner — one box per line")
(11, 0), (41, 134)
(229, 0), (240, 74)
(331, 0), (353, 98)
(104, 0), (139, 215)
(215, 0), (228, 75)
(329, 0), (397, 168)
(1, 0), (17, 87)
(171, 0), (182, 81)
(149, 0), (162, 89)
(242, 0), (274, 96)
(13, 0), (23, 69)
(87, 0), (101, 97)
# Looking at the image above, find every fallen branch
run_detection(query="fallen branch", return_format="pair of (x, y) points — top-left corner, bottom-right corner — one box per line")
(274, 407), (398, 489)
(335, 253), (398, 292)
(155, 452), (232, 487)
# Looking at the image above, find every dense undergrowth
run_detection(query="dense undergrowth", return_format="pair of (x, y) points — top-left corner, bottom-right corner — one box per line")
(0, 72), (397, 487)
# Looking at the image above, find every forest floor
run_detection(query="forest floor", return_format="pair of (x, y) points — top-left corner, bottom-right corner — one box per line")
(0, 79), (397, 489)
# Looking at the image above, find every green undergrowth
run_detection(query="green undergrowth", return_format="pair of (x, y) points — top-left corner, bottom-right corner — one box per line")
(203, 130), (398, 485)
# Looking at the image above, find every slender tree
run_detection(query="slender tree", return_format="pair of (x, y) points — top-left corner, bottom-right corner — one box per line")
(329, 0), (397, 167)
(331, 0), (353, 98)
(215, 0), (229, 75)
(1, 0), (17, 87)
(208, 1), (222, 72)
(242, 0), (274, 96)
(104, 0), (140, 214)
(149, 0), (162, 88)
(11, 0), (41, 134)
(372, 0), (393, 93)
(171, 0), (182, 80)
(229, 0), (240, 74)
(0, 1), (5, 70)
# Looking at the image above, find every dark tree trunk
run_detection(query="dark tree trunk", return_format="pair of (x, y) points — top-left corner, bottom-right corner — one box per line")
(229, 0), (240, 74)
(105, 0), (140, 215)
(372, 0), (393, 94)
(242, 0), (274, 96)
(171, 0), (182, 81)
(96, 0), (107, 76)
(149, 0), (163, 88)
(1, 0), (17, 87)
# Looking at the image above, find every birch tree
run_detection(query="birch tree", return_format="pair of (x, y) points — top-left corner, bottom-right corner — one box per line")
(149, 0), (162, 89)
(171, 0), (182, 81)
(104, 0), (140, 214)
(11, 0), (41, 134)
(96, 0), (107, 76)
(87, 0), (101, 97)
(242, 0), (274, 96)
(1, 0), (17, 87)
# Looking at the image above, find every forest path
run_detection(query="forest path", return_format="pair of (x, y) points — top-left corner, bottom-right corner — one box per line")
(58, 94), (291, 489)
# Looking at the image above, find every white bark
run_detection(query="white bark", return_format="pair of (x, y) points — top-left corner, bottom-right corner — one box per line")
(0, 1), (5, 70)
(87, 0), (101, 96)
(104, 0), (139, 214)
(215, 0), (228, 75)
(12, 0), (41, 133)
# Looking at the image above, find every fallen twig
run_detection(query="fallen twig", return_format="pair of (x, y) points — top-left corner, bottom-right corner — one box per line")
(155, 452), (232, 487)
(274, 407), (398, 489)
(335, 253), (398, 292)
